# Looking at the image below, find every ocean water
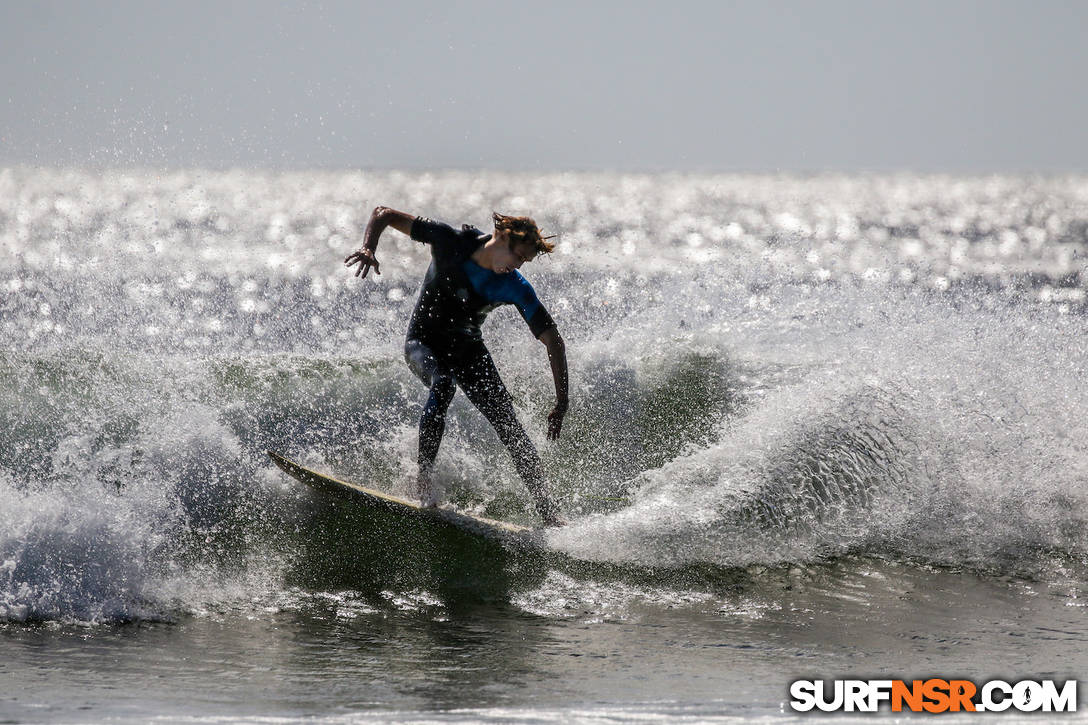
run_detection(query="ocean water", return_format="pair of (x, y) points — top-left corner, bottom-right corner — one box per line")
(1, 168), (1087, 722)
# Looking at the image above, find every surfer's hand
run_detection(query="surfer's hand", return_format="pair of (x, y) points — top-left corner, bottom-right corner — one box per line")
(547, 401), (567, 440)
(344, 248), (381, 278)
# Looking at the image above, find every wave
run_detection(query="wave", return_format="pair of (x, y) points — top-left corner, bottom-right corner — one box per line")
(3, 170), (1087, 622)
(548, 383), (926, 566)
(549, 292), (1088, 576)
(0, 339), (742, 622)
(4, 304), (1085, 625)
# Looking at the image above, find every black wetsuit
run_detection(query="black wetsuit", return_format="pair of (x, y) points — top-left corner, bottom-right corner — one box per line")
(405, 216), (558, 522)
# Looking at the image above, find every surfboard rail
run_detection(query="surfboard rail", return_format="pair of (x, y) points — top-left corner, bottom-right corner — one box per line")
(267, 450), (539, 544)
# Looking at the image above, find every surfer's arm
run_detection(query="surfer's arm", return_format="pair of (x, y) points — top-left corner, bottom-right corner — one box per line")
(538, 326), (569, 440)
(344, 206), (415, 278)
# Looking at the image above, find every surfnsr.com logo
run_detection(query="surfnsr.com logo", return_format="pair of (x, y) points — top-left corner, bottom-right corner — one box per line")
(789, 679), (1078, 713)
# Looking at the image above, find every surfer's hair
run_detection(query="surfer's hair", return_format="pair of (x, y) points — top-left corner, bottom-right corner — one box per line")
(492, 212), (556, 255)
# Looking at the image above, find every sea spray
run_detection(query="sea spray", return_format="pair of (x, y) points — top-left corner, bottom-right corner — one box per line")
(2, 169), (1087, 623)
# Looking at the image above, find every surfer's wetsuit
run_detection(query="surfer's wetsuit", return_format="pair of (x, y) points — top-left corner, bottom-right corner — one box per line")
(405, 216), (559, 522)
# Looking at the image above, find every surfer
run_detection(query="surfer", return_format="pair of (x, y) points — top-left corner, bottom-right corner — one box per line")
(345, 207), (568, 526)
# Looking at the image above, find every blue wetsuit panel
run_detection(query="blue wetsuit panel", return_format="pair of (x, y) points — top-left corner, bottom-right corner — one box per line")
(462, 260), (554, 338)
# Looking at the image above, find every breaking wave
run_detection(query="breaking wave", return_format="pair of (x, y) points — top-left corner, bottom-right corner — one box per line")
(2, 169), (1087, 623)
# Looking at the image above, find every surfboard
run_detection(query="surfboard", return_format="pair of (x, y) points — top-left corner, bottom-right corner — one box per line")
(267, 450), (540, 546)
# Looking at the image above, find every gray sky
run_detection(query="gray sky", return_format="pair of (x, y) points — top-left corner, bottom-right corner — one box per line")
(2, 0), (1086, 171)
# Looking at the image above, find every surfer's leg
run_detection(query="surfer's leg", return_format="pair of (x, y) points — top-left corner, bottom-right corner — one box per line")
(454, 346), (561, 525)
(405, 339), (456, 505)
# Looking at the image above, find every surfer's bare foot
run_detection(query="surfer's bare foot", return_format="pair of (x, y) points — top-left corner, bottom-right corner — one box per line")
(416, 471), (438, 508)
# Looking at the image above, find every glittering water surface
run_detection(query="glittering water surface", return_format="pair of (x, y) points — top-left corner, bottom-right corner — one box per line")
(1, 169), (1086, 722)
